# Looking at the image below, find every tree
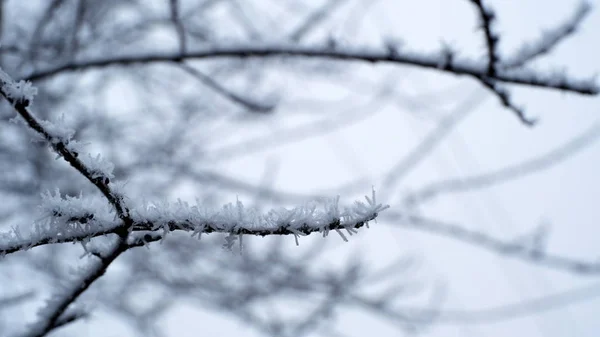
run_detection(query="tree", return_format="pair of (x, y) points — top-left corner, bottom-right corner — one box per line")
(0, 1), (597, 336)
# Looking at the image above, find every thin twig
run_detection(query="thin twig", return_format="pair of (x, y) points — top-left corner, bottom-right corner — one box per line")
(178, 62), (275, 112)
(478, 77), (535, 125)
(384, 211), (600, 275)
(51, 310), (89, 330)
(168, 0), (186, 55)
(288, 0), (346, 42)
(502, 2), (592, 69)
(407, 121), (600, 204)
(431, 282), (600, 324)
(468, 0), (500, 76)
(0, 291), (35, 309)
(348, 281), (600, 326)
(24, 239), (128, 337)
(465, 1), (537, 125)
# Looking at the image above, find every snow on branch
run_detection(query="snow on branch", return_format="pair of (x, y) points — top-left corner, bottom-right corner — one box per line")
(0, 67), (134, 337)
(24, 42), (598, 95)
(1, 64), (387, 334)
(130, 189), (389, 244)
(1, 190), (389, 255)
(0, 67), (128, 222)
(0, 190), (121, 256)
(0, 69), (37, 107)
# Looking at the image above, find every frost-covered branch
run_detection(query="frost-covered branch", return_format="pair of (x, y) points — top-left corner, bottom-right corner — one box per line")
(130, 192), (387, 243)
(385, 210), (600, 275)
(0, 68), (135, 337)
(23, 43), (598, 95)
(1, 191), (388, 255)
(0, 222), (119, 256)
(0, 69), (130, 225)
(0, 65), (390, 335)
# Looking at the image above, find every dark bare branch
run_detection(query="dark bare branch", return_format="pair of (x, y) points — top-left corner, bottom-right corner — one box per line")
(178, 62), (275, 113)
(478, 77), (536, 125)
(23, 43), (598, 95)
(467, 0), (500, 76)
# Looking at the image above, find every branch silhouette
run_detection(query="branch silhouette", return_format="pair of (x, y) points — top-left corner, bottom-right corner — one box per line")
(24, 43), (597, 95)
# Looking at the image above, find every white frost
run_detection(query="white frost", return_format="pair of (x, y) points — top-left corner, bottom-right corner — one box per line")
(132, 189), (389, 243)
(1, 190), (388, 257)
(0, 67), (38, 104)
(79, 153), (115, 179)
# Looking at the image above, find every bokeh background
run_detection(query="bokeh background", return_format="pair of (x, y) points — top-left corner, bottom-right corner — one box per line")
(0, 0), (599, 336)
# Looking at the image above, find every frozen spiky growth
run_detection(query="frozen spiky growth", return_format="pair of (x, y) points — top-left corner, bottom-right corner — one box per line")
(0, 190), (388, 256)
(79, 153), (115, 180)
(39, 189), (115, 224)
(35, 115), (76, 145)
(132, 188), (389, 246)
(32, 189), (117, 245)
(0, 191), (117, 256)
(0, 68), (37, 106)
